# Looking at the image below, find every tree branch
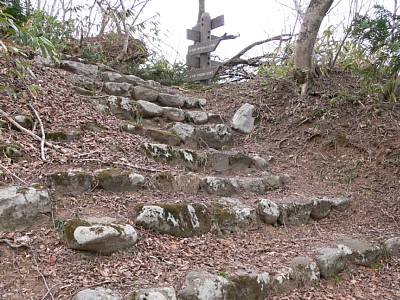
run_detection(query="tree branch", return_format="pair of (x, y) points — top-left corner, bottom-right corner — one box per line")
(223, 34), (291, 67)
(0, 108), (68, 154)
(29, 104), (46, 161)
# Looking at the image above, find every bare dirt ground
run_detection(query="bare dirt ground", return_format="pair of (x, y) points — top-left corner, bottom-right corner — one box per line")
(0, 56), (399, 299)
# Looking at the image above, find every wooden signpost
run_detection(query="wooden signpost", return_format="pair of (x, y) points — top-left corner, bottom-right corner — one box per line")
(186, 12), (225, 84)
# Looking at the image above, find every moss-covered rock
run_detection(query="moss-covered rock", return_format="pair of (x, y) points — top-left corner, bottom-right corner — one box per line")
(152, 172), (201, 194)
(226, 272), (270, 300)
(134, 203), (211, 237)
(47, 171), (93, 195)
(64, 219), (138, 254)
(140, 143), (206, 170)
(45, 130), (82, 142)
(99, 96), (138, 121)
(11, 114), (33, 130)
(212, 198), (259, 234)
(123, 123), (182, 146)
(97, 168), (145, 192)
(0, 186), (51, 231)
(0, 143), (23, 161)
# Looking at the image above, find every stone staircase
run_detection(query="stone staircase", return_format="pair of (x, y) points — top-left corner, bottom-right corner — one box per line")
(1, 59), (399, 300)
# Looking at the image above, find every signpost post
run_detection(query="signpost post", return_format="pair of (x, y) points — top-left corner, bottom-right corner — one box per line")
(186, 12), (225, 84)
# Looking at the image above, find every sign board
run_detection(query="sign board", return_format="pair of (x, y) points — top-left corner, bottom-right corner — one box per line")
(186, 29), (200, 42)
(187, 29), (218, 42)
(211, 15), (224, 29)
(186, 56), (222, 68)
(187, 38), (221, 55)
(185, 12), (225, 84)
(186, 66), (220, 81)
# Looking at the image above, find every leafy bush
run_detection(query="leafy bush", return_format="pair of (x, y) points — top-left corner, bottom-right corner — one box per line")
(1, 0), (29, 25)
(127, 58), (187, 86)
(0, 6), (55, 99)
(350, 5), (400, 99)
(25, 9), (75, 52)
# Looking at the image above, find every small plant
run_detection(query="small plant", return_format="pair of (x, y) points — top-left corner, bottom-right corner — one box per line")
(53, 219), (65, 240)
(332, 274), (342, 284)
(217, 270), (232, 281)
(370, 262), (381, 270)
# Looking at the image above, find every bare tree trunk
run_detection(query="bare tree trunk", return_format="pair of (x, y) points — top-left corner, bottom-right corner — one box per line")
(294, 0), (334, 95)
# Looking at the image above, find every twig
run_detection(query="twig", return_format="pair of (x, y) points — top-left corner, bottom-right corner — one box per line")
(29, 104), (46, 161)
(0, 108), (68, 154)
(0, 163), (28, 184)
(0, 239), (55, 299)
(32, 250), (55, 300)
(0, 238), (30, 248)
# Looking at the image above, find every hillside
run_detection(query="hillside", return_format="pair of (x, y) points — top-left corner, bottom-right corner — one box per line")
(0, 56), (399, 299)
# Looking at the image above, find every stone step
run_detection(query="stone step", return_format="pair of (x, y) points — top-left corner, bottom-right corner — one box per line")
(132, 196), (350, 237)
(95, 95), (226, 126)
(70, 233), (400, 300)
(139, 142), (271, 172)
(151, 172), (287, 196)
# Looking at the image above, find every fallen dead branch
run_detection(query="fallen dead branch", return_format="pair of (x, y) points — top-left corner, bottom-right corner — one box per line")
(0, 108), (68, 155)
(0, 163), (28, 184)
(29, 103), (46, 161)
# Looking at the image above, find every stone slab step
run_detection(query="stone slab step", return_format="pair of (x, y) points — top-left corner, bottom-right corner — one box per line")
(140, 142), (271, 173)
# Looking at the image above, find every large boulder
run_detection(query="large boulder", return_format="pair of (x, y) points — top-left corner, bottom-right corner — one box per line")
(337, 237), (382, 267)
(101, 96), (138, 120)
(178, 271), (230, 300)
(103, 82), (134, 97)
(169, 122), (196, 144)
(183, 97), (207, 108)
(231, 103), (257, 134)
(152, 172), (201, 194)
(47, 171), (93, 195)
(163, 107), (186, 122)
(212, 198), (259, 233)
(60, 60), (98, 78)
(227, 272), (270, 300)
(134, 203), (211, 237)
(194, 124), (234, 150)
(65, 219), (138, 253)
(276, 198), (313, 226)
(140, 143), (206, 170)
(133, 86), (159, 102)
(384, 237), (400, 256)
(270, 268), (296, 294)
(289, 256), (320, 286)
(257, 199), (280, 224)
(97, 169), (145, 192)
(0, 186), (51, 231)
(200, 177), (239, 196)
(136, 100), (164, 118)
(128, 287), (177, 300)
(123, 124), (182, 146)
(157, 93), (185, 107)
(72, 287), (122, 300)
(186, 111), (209, 125)
(316, 247), (351, 278)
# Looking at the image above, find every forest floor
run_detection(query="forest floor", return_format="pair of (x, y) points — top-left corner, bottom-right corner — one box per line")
(0, 56), (399, 299)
